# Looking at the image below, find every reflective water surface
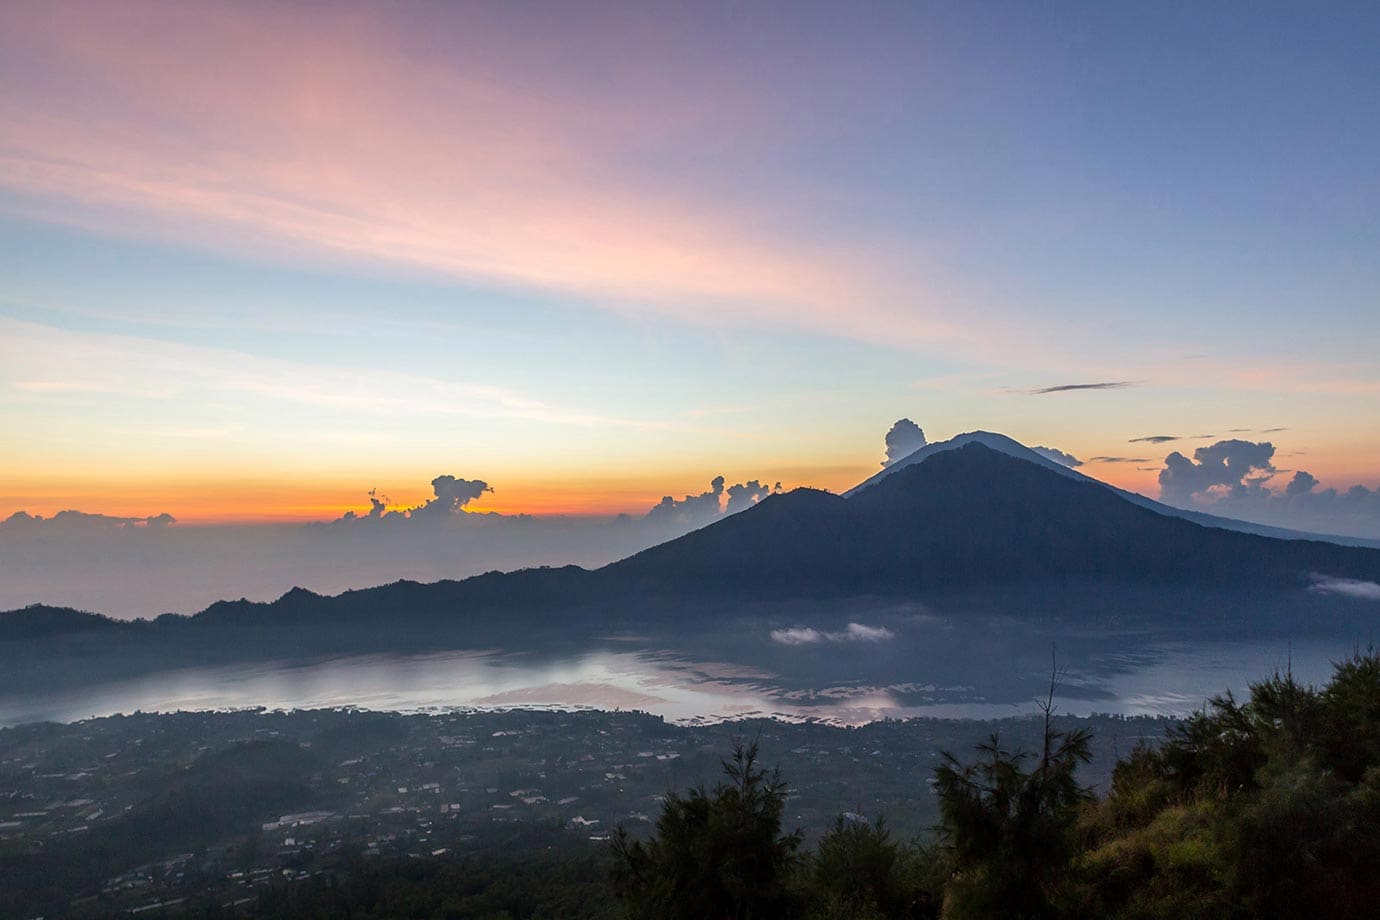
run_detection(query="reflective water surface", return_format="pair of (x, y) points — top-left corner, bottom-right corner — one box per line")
(0, 633), (1355, 728)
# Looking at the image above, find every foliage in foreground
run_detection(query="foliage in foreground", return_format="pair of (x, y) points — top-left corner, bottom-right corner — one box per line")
(1069, 651), (1380, 920)
(610, 739), (803, 920)
(610, 652), (1380, 920)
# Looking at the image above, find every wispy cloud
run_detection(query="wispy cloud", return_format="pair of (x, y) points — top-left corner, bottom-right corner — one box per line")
(1088, 456), (1150, 464)
(1129, 435), (1179, 444)
(0, 316), (663, 430)
(0, 1), (966, 352)
(1026, 381), (1138, 395)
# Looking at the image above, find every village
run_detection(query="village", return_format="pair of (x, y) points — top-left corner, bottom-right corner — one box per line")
(1, 707), (1164, 917)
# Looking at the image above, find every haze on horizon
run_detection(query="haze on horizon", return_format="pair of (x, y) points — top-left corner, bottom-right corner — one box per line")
(2, 0), (1378, 611)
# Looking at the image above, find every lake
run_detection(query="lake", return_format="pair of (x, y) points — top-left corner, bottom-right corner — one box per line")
(0, 630), (1356, 728)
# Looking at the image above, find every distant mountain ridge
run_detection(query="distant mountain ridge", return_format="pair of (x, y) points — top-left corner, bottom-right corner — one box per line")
(4, 435), (1379, 640)
(0, 604), (127, 639)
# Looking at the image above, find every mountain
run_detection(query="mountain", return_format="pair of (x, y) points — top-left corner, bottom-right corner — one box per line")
(849, 430), (1380, 549)
(605, 441), (1380, 597)
(4, 437), (1378, 644)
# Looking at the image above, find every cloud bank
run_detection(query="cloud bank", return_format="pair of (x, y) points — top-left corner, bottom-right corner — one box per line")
(1157, 439), (1380, 540)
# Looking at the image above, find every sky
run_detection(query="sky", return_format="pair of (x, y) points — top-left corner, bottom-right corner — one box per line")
(1, 0), (1378, 543)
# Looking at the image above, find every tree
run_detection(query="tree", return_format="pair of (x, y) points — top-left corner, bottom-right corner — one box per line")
(801, 815), (941, 920)
(611, 737), (803, 920)
(932, 656), (1092, 919)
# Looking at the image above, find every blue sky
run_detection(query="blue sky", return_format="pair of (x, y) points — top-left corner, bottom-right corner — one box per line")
(0, 0), (1376, 521)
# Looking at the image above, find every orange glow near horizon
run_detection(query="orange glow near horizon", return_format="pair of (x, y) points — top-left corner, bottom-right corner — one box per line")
(0, 465), (879, 525)
(5, 453), (1376, 526)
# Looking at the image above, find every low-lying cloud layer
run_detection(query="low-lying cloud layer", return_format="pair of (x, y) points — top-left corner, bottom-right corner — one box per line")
(770, 623), (897, 645)
(1309, 576), (1380, 601)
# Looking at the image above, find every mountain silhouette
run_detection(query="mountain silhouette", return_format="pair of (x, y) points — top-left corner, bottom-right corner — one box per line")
(4, 437), (1378, 643)
(604, 440), (1380, 597)
(847, 430), (1380, 549)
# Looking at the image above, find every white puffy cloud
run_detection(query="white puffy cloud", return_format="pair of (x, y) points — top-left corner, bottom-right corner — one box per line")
(725, 480), (773, 515)
(1159, 439), (1278, 504)
(1155, 439), (1380, 540)
(646, 474), (778, 525)
(335, 476), (492, 525)
(883, 419), (927, 466)
(645, 476), (727, 528)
